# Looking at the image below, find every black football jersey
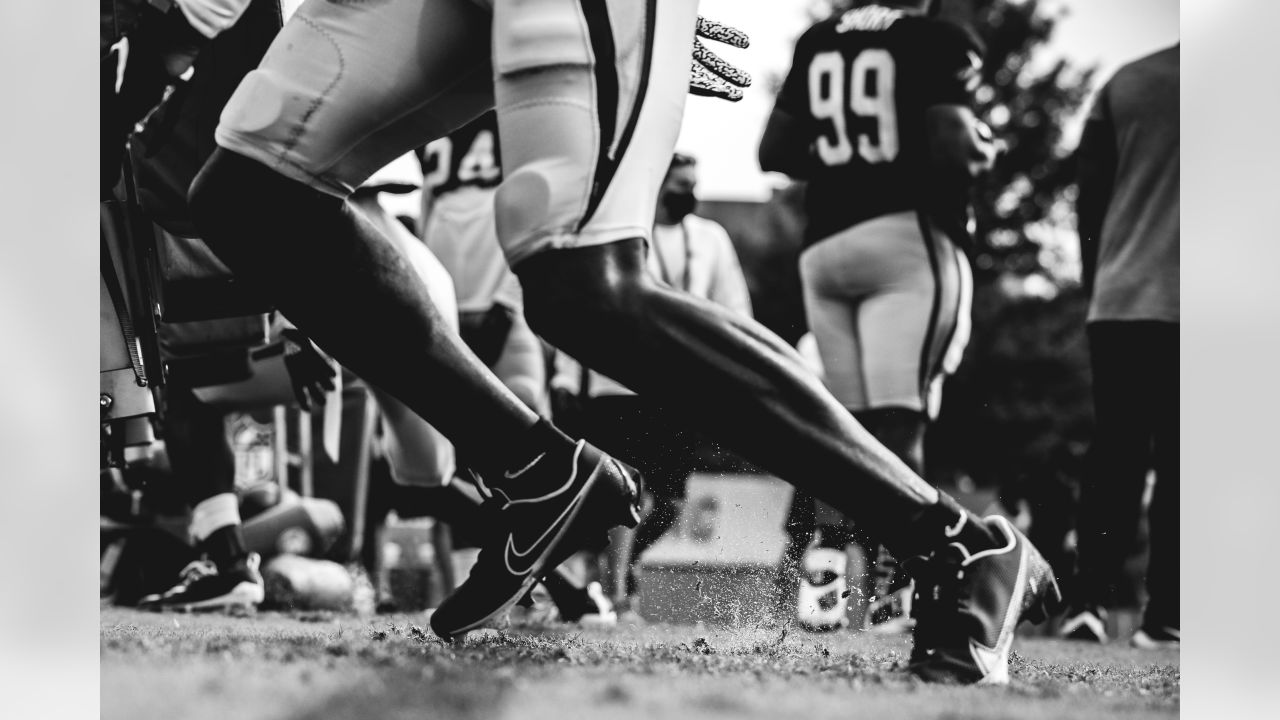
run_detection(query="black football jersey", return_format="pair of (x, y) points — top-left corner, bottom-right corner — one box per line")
(774, 6), (983, 245)
(417, 111), (503, 198)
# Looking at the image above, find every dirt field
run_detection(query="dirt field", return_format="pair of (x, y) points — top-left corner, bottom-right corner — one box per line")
(101, 608), (1178, 720)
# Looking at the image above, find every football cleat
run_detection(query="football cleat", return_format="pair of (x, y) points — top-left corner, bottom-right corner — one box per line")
(555, 581), (618, 628)
(796, 547), (849, 632)
(690, 16), (752, 102)
(138, 552), (264, 612)
(429, 441), (641, 640)
(1058, 605), (1110, 643)
(1130, 624), (1179, 649)
(908, 515), (1062, 685)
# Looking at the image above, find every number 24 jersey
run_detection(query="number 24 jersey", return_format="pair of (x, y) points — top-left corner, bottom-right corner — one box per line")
(775, 7), (983, 245)
(417, 111), (503, 199)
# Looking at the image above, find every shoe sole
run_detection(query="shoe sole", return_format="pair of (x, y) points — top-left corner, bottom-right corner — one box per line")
(433, 457), (639, 640)
(1130, 630), (1179, 650)
(575, 612), (619, 629)
(144, 581), (265, 614)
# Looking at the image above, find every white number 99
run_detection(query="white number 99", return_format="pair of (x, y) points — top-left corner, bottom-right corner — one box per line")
(807, 49), (899, 166)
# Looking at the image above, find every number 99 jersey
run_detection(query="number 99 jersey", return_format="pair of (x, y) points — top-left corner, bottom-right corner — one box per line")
(774, 6), (983, 246)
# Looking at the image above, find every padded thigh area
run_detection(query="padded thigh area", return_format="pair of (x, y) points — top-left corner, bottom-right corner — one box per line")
(492, 0), (593, 74)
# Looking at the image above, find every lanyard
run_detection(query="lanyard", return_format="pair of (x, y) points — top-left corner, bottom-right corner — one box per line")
(653, 220), (693, 292)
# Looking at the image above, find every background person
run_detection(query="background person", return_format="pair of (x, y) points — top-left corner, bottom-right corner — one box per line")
(1059, 44), (1179, 649)
(758, 0), (995, 631)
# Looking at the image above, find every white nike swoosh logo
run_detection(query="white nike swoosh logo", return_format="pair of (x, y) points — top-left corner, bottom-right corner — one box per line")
(504, 452), (547, 479)
(503, 482), (589, 576)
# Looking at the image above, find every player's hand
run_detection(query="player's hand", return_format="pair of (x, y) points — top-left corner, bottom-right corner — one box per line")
(282, 329), (337, 412)
(690, 16), (752, 102)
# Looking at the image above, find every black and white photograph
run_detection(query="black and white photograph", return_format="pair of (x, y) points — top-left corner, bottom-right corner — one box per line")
(11, 0), (1230, 717)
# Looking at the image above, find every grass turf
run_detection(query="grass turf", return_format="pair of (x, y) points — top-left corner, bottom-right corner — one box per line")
(101, 607), (1178, 720)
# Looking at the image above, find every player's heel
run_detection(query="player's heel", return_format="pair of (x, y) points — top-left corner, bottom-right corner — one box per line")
(1021, 556), (1063, 625)
(595, 456), (643, 530)
(545, 456), (639, 568)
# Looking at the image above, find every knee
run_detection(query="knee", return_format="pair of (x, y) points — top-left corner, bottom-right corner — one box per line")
(187, 148), (249, 239)
(493, 158), (588, 262)
(520, 253), (651, 342)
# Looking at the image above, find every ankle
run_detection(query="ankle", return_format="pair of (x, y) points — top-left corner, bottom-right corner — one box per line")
(191, 493), (247, 568)
(900, 493), (998, 559)
(198, 524), (249, 570)
(486, 419), (578, 492)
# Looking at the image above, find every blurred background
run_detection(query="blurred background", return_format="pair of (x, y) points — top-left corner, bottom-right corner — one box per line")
(640, 0), (1177, 623)
(674, 0), (1178, 525)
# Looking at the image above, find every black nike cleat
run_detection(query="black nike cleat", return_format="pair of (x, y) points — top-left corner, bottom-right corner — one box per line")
(430, 441), (641, 640)
(138, 553), (264, 613)
(1058, 605), (1110, 643)
(907, 515), (1062, 685)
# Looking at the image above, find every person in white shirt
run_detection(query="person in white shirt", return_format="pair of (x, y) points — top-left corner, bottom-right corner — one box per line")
(551, 153), (752, 609)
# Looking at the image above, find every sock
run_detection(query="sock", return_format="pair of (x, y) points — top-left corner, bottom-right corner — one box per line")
(491, 419), (577, 488)
(190, 493), (247, 568)
(199, 525), (249, 570)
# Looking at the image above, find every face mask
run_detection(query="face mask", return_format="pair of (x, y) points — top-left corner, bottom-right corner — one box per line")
(662, 191), (697, 222)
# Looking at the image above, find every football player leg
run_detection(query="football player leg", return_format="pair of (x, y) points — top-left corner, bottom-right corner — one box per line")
(487, 310), (550, 417)
(351, 192), (460, 490)
(138, 381), (263, 612)
(1138, 333), (1178, 647)
(800, 213), (971, 633)
(189, 0), (641, 639)
(800, 212), (970, 479)
(489, 0), (1057, 683)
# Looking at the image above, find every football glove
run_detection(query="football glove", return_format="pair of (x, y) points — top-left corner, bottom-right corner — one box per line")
(690, 16), (752, 102)
(282, 329), (337, 412)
